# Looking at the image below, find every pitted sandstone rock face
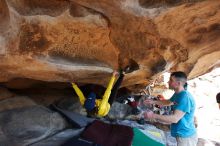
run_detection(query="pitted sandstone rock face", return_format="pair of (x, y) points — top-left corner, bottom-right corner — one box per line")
(0, 0), (220, 89)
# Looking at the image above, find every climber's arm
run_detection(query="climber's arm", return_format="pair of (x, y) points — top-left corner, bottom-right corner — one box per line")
(97, 71), (117, 116)
(71, 83), (86, 105)
(102, 75), (116, 103)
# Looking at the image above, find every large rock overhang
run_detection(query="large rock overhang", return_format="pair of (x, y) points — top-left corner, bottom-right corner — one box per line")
(0, 0), (220, 89)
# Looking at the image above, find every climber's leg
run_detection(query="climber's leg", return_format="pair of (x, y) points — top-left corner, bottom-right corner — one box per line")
(108, 72), (124, 105)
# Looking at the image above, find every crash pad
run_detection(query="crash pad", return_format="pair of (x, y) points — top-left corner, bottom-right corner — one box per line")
(132, 128), (165, 146)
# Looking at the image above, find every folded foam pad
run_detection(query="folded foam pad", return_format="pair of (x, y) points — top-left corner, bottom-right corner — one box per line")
(81, 120), (133, 146)
(50, 104), (94, 128)
(132, 128), (165, 146)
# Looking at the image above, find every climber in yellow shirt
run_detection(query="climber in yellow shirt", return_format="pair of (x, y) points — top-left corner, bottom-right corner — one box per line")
(72, 70), (124, 117)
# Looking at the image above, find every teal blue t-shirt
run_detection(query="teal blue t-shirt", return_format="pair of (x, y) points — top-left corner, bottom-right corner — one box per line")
(170, 90), (196, 137)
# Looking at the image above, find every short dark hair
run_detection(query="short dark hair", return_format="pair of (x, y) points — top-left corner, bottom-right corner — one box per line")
(171, 71), (187, 80)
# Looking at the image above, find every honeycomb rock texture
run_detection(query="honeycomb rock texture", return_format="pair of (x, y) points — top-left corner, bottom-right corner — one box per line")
(0, 0), (220, 88)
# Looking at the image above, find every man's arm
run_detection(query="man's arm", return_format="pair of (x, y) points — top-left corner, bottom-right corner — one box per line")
(144, 109), (185, 124)
(100, 71), (118, 103)
(97, 71), (117, 116)
(144, 99), (173, 106)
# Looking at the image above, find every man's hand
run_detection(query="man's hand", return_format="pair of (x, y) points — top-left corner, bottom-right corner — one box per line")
(143, 111), (155, 120)
(71, 82), (77, 86)
(113, 70), (118, 77)
(143, 99), (156, 105)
